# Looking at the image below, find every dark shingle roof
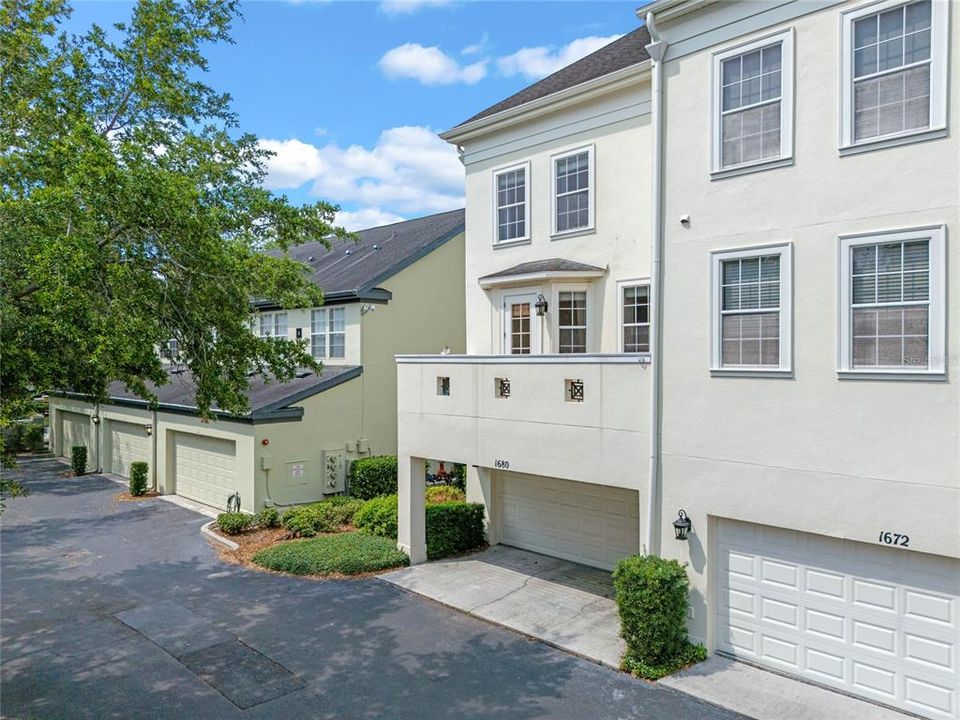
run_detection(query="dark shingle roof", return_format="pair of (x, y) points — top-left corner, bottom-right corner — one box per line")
(91, 365), (362, 421)
(480, 258), (605, 281)
(266, 209), (464, 303)
(455, 26), (651, 128)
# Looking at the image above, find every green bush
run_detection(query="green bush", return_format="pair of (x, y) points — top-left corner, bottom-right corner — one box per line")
(280, 497), (363, 538)
(252, 531), (409, 575)
(450, 463), (467, 492)
(255, 506), (280, 528)
(217, 512), (253, 535)
(425, 484), (465, 504)
(612, 555), (706, 679)
(23, 423), (45, 453)
(425, 502), (486, 560)
(71, 446), (87, 476)
(348, 455), (398, 500)
(2, 423), (25, 453)
(128, 461), (148, 497)
(353, 494), (398, 539)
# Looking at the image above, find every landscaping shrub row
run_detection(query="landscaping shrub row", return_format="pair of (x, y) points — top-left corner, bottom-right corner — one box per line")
(348, 455), (397, 500)
(280, 496), (364, 537)
(2, 422), (46, 454)
(252, 532), (409, 575)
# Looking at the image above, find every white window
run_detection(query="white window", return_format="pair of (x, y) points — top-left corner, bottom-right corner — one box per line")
(841, 0), (947, 149)
(838, 226), (945, 376)
(558, 291), (587, 353)
(551, 147), (594, 235)
(712, 30), (794, 174)
(259, 312), (287, 340)
(621, 284), (651, 353)
(493, 163), (529, 244)
(311, 307), (346, 359)
(711, 244), (792, 373)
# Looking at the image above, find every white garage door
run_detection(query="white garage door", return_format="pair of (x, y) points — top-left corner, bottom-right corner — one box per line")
(173, 433), (238, 509)
(497, 472), (639, 570)
(107, 421), (150, 478)
(718, 519), (959, 719)
(60, 412), (91, 458)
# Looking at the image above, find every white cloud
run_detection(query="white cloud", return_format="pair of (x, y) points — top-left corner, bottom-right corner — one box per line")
(335, 208), (405, 231)
(461, 33), (489, 56)
(379, 43), (487, 85)
(260, 126), (464, 218)
(379, 0), (451, 15)
(497, 34), (622, 80)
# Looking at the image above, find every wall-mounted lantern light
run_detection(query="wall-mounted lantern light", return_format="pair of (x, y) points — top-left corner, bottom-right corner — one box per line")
(535, 294), (548, 317)
(673, 509), (692, 541)
(145, 424), (153, 437)
(92, 415), (101, 425)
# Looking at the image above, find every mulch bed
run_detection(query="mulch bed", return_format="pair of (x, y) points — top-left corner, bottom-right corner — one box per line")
(113, 490), (161, 502)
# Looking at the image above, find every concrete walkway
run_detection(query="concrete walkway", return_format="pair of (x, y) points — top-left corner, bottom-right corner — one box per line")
(381, 545), (625, 668)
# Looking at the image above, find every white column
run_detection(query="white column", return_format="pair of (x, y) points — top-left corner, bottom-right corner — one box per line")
(397, 455), (426, 564)
(466, 465), (497, 546)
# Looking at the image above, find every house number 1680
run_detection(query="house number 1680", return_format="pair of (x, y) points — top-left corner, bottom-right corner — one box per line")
(494, 459), (510, 469)
(878, 531), (909, 547)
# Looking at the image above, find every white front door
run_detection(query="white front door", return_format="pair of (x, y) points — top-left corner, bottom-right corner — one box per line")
(502, 292), (541, 355)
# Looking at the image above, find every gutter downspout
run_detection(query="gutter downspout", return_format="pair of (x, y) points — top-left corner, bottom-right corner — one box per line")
(151, 408), (158, 492)
(643, 10), (667, 557)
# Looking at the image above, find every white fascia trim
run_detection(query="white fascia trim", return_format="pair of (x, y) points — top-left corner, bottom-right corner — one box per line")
(395, 353), (650, 365)
(478, 269), (606, 288)
(639, 0), (716, 23)
(440, 62), (651, 144)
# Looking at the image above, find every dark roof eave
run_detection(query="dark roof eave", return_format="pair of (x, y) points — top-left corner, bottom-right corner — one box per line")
(250, 288), (392, 312)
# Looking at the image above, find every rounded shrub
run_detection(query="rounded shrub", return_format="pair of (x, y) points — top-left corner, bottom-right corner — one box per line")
(280, 497), (362, 537)
(252, 531), (409, 576)
(128, 461), (149, 497)
(71, 446), (87, 476)
(354, 494), (398, 539)
(425, 502), (485, 560)
(348, 456), (398, 500)
(255, 506), (280, 528)
(426, 484), (465, 504)
(217, 512), (253, 535)
(24, 423), (45, 453)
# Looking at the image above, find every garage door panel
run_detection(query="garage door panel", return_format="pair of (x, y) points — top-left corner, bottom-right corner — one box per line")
(174, 433), (237, 509)
(718, 519), (959, 720)
(60, 412), (91, 458)
(107, 421), (150, 478)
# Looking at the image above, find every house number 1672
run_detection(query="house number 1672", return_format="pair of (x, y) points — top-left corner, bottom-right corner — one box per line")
(878, 531), (909, 547)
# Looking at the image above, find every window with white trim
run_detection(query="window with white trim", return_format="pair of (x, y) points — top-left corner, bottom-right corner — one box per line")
(494, 164), (528, 244)
(621, 284), (650, 353)
(558, 291), (587, 353)
(713, 30), (793, 173)
(842, 0), (947, 148)
(711, 244), (792, 372)
(552, 147), (594, 234)
(259, 312), (287, 340)
(310, 307), (346, 359)
(839, 227), (945, 374)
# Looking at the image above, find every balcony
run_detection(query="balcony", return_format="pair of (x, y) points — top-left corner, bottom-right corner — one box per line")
(397, 354), (651, 488)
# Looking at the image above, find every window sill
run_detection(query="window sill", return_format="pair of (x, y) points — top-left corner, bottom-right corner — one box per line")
(839, 127), (947, 156)
(710, 367), (793, 379)
(550, 227), (596, 241)
(492, 238), (532, 250)
(837, 369), (946, 382)
(710, 156), (794, 181)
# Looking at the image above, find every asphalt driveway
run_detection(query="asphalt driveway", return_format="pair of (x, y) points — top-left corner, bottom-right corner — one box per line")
(0, 458), (746, 720)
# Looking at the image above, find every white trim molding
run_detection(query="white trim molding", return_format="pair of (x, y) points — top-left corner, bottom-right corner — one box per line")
(395, 353), (651, 365)
(839, 0), (949, 152)
(477, 268), (606, 289)
(492, 160), (531, 246)
(836, 224), (946, 379)
(711, 28), (795, 176)
(550, 144), (596, 237)
(710, 242), (794, 376)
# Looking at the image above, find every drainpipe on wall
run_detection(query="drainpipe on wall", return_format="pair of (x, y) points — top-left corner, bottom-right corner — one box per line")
(151, 408), (158, 492)
(643, 10), (668, 557)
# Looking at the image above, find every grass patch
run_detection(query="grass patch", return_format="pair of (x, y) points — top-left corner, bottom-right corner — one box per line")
(621, 642), (707, 680)
(252, 531), (409, 576)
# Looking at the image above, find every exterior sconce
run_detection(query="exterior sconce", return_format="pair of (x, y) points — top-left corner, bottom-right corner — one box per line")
(145, 424), (153, 437)
(92, 415), (101, 425)
(535, 294), (548, 317)
(673, 509), (692, 541)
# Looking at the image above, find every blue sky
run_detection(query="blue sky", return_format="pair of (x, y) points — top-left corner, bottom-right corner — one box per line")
(67, 1), (646, 229)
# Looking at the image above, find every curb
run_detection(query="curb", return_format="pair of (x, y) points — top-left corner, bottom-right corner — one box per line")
(201, 520), (239, 550)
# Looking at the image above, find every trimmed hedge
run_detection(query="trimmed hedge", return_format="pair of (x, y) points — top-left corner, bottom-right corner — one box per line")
(348, 456), (397, 500)
(252, 531), (409, 575)
(71, 446), (87, 476)
(129, 461), (148, 496)
(353, 494), (398, 539)
(280, 497), (364, 538)
(255, 506), (280, 528)
(612, 555), (706, 679)
(425, 484), (465, 504)
(217, 512), (253, 535)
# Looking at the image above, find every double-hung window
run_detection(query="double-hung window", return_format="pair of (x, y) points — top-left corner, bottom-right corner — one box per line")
(552, 147), (594, 235)
(310, 307), (346, 359)
(712, 30), (794, 174)
(259, 312), (287, 340)
(838, 226), (945, 376)
(621, 284), (651, 353)
(711, 244), (792, 373)
(841, 0), (947, 149)
(558, 291), (588, 353)
(493, 163), (529, 244)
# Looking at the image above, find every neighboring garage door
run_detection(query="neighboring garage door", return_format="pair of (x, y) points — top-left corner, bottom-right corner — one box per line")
(60, 412), (91, 458)
(718, 519), (959, 720)
(106, 421), (150, 478)
(173, 433), (238, 509)
(497, 473), (639, 570)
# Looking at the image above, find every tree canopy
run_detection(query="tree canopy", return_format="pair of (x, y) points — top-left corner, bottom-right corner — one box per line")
(0, 0), (347, 437)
